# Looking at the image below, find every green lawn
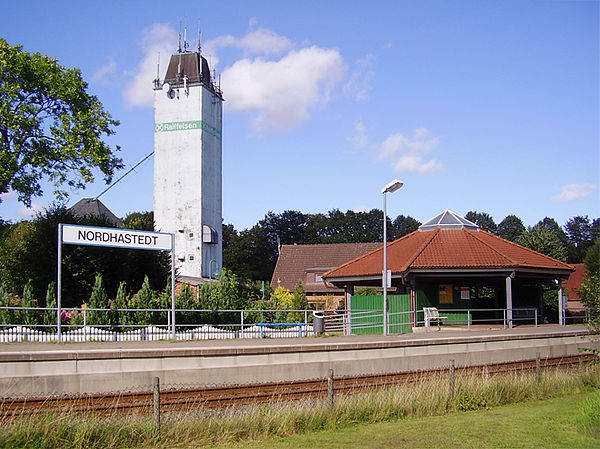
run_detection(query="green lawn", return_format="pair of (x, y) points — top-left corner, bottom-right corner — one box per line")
(215, 393), (599, 449)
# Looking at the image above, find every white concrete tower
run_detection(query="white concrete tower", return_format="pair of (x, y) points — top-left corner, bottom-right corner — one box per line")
(153, 45), (223, 282)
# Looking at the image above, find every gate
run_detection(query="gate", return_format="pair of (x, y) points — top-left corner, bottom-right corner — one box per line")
(350, 294), (412, 335)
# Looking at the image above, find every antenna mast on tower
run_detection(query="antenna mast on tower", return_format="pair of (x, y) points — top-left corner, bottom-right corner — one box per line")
(197, 25), (202, 54)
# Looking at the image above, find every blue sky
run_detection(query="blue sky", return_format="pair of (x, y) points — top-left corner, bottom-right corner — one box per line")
(1, 0), (598, 231)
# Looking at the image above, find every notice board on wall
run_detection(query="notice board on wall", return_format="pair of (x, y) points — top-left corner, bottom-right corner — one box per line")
(439, 284), (453, 304)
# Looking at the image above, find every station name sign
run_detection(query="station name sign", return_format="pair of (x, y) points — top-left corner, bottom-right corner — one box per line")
(61, 224), (173, 251)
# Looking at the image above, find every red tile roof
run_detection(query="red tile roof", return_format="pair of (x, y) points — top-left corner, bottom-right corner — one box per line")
(324, 228), (574, 279)
(271, 243), (381, 292)
(564, 264), (587, 301)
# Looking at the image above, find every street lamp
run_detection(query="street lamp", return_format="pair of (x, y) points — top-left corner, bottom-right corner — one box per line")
(382, 179), (404, 336)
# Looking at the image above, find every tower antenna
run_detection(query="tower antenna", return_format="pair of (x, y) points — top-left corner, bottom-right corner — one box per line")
(156, 52), (160, 80)
(177, 21), (182, 53)
(197, 24), (202, 54)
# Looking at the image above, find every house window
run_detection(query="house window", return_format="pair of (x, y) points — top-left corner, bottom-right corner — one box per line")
(315, 274), (323, 282)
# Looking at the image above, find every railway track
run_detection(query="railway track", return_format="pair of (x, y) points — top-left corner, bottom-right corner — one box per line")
(1, 353), (595, 417)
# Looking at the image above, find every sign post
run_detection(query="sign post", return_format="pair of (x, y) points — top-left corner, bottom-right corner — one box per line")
(57, 224), (175, 342)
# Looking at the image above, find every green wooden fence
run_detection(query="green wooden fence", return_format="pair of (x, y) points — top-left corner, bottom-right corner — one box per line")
(350, 294), (412, 335)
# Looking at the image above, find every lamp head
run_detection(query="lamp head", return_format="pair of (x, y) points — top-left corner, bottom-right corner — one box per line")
(382, 179), (404, 194)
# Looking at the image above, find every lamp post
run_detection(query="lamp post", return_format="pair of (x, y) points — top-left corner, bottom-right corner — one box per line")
(382, 179), (404, 336)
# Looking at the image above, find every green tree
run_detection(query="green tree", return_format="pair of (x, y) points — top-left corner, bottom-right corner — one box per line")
(579, 273), (599, 334)
(43, 281), (56, 328)
(518, 225), (568, 324)
(287, 280), (308, 322)
(465, 211), (497, 233)
(0, 39), (123, 206)
(130, 275), (154, 325)
(536, 217), (568, 246)
(21, 280), (39, 325)
(391, 215), (421, 239)
(565, 216), (596, 263)
(123, 211), (153, 231)
(518, 225), (567, 262)
(496, 215), (525, 242)
(87, 273), (110, 326)
(0, 204), (170, 308)
(584, 240), (600, 276)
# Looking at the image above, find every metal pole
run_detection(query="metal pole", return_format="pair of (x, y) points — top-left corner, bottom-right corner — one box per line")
(153, 376), (161, 428)
(327, 369), (334, 408)
(557, 280), (564, 326)
(383, 192), (388, 336)
(171, 238), (176, 341)
(57, 224), (62, 343)
(449, 359), (455, 398)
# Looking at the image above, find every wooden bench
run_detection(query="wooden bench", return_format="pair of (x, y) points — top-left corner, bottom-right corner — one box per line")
(423, 307), (448, 330)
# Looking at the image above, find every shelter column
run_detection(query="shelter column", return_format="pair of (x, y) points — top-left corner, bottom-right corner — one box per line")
(345, 285), (354, 336)
(505, 275), (513, 329)
(557, 280), (564, 326)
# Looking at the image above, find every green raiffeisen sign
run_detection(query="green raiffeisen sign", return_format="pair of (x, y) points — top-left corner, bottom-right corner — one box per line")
(154, 120), (222, 140)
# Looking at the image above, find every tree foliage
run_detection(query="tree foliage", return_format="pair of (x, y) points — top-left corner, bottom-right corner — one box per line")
(584, 240), (600, 275)
(223, 208), (421, 281)
(465, 211), (497, 233)
(496, 215), (525, 242)
(0, 39), (123, 206)
(517, 225), (567, 262)
(565, 216), (596, 263)
(0, 204), (169, 307)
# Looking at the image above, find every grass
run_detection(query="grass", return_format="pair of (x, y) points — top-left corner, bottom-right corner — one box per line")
(0, 365), (598, 448)
(225, 393), (599, 449)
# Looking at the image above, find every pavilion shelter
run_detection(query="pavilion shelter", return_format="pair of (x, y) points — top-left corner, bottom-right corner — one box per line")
(323, 211), (574, 330)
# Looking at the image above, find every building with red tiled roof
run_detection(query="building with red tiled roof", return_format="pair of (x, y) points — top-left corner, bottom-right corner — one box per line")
(324, 210), (574, 327)
(563, 263), (587, 311)
(271, 243), (381, 309)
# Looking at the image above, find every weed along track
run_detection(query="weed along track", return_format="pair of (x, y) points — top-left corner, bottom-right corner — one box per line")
(0, 353), (595, 418)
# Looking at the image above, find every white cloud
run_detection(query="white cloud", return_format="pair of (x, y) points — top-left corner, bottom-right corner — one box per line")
(379, 129), (440, 161)
(92, 56), (116, 84)
(204, 28), (293, 67)
(353, 205), (369, 213)
(347, 121), (368, 149)
(344, 54), (375, 101)
(348, 124), (442, 174)
(221, 46), (346, 133)
(0, 191), (16, 201)
(552, 184), (596, 202)
(17, 202), (46, 218)
(394, 155), (442, 173)
(124, 23), (177, 108)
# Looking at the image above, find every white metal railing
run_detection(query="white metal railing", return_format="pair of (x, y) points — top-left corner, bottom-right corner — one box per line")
(1, 305), (584, 342)
(563, 307), (598, 325)
(0, 307), (316, 343)
(414, 307), (539, 329)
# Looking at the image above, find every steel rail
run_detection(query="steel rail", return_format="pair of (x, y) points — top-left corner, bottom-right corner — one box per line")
(1, 353), (595, 417)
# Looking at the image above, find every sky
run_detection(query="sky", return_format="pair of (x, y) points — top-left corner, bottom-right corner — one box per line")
(1, 0), (598, 231)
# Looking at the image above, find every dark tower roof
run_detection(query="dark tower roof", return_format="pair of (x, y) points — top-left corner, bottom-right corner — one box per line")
(69, 198), (123, 228)
(162, 52), (222, 98)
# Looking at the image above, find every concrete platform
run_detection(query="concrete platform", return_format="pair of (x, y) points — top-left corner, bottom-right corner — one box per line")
(0, 325), (597, 398)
